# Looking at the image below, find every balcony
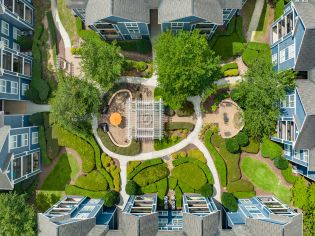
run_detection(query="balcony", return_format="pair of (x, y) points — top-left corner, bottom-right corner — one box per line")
(273, 120), (295, 143)
(1, 0), (34, 29)
(271, 11), (293, 45)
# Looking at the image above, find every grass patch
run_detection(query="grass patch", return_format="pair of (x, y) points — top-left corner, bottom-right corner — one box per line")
(233, 191), (256, 199)
(275, 0), (284, 21)
(154, 135), (181, 151)
(254, 2), (270, 42)
(133, 164), (168, 187)
(241, 137), (260, 154)
(281, 165), (299, 184)
(241, 157), (291, 203)
(117, 39), (152, 54)
(261, 137), (283, 159)
(75, 170), (108, 191)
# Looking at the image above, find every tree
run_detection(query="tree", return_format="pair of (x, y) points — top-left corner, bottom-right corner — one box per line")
(198, 183), (213, 197)
(104, 190), (119, 207)
(273, 156), (289, 170)
(225, 138), (240, 153)
(125, 180), (139, 195)
(235, 132), (249, 147)
(79, 38), (124, 91)
(291, 177), (309, 210)
(154, 30), (221, 109)
(0, 192), (36, 236)
(221, 192), (238, 212)
(50, 76), (101, 130)
(236, 58), (296, 139)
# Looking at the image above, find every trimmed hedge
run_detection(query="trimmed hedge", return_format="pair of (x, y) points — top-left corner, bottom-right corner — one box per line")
(127, 161), (142, 177)
(141, 183), (157, 193)
(104, 190), (119, 207)
(178, 180), (195, 193)
(65, 185), (108, 199)
(224, 69), (239, 77)
(221, 63), (238, 73)
(275, 0), (284, 20)
(175, 101), (195, 117)
(100, 153), (118, 191)
(52, 125), (95, 173)
(222, 192), (238, 212)
(233, 191), (256, 199)
(274, 156), (289, 170)
(281, 165), (298, 184)
(172, 158), (214, 184)
(227, 179), (254, 193)
(261, 137), (283, 159)
(198, 183), (213, 197)
(175, 186), (183, 207)
(117, 39), (152, 54)
(39, 126), (50, 165)
(126, 180), (140, 195)
(187, 149), (207, 163)
(211, 133), (225, 148)
(97, 128), (141, 156)
(172, 163), (207, 190)
(154, 135), (181, 151)
(242, 42), (271, 67)
(128, 158), (163, 180)
(225, 138), (240, 153)
(218, 143), (241, 183)
(168, 177), (178, 190)
(241, 137), (260, 154)
(75, 170), (108, 191)
(156, 178), (168, 201)
(235, 132), (249, 147)
(133, 163), (168, 187)
(165, 122), (195, 131)
(205, 130), (227, 186)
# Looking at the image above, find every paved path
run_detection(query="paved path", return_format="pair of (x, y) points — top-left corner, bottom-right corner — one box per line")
(246, 0), (265, 41)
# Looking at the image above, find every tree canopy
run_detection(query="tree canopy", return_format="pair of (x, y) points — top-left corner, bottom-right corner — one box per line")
(50, 76), (101, 130)
(154, 30), (221, 109)
(234, 58), (296, 139)
(0, 192), (36, 236)
(79, 38), (124, 91)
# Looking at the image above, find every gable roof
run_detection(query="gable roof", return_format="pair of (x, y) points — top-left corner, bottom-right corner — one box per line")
(66, 0), (89, 8)
(0, 172), (13, 190)
(294, 29), (315, 72)
(294, 0), (315, 29)
(296, 78), (315, 115)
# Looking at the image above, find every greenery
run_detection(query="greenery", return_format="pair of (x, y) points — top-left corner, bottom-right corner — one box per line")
(234, 58), (296, 139)
(221, 63), (238, 73)
(273, 156), (289, 170)
(241, 0), (257, 34)
(35, 192), (60, 212)
(117, 39), (152, 54)
(187, 149), (207, 163)
(133, 164), (168, 187)
(175, 186), (183, 207)
(261, 137), (283, 159)
(233, 191), (256, 199)
(223, 69), (239, 77)
(204, 131), (227, 186)
(156, 178), (168, 202)
(168, 177), (178, 190)
(52, 125), (95, 173)
(41, 153), (76, 190)
(175, 101), (195, 117)
(127, 161), (142, 176)
(235, 132), (249, 147)
(155, 30), (221, 109)
(275, 0), (284, 20)
(0, 193), (36, 235)
(198, 183), (213, 197)
(225, 138), (240, 153)
(154, 135), (181, 151)
(126, 180), (140, 195)
(227, 179), (254, 193)
(211, 133), (225, 148)
(128, 158), (163, 180)
(75, 170), (108, 191)
(65, 185), (108, 199)
(222, 192), (238, 212)
(101, 154), (120, 191)
(172, 163), (207, 190)
(79, 38), (124, 91)
(46, 11), (58, 64)
(141, 183), (157, 193)
(104, 190), (119, 207)
(241, 137), (260, 154)
(165, 122), (194, 131)
(242, 42), (271, 67)
(241, 157), (291, 203)
(17, 36), (33, 50)
(97, 129), (141, 155)
(281, 165), (298, 184)
(50, 76), (101, 131)
(39, 126), (50, 165)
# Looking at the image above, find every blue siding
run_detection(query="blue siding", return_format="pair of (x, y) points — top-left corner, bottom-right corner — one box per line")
(295, 91), (306, 129)
(294, 16), (305, 58)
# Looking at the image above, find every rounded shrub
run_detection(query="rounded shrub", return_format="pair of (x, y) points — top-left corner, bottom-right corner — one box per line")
(230, 88), (241, 102)
(104, 190), (119, 207)
(274, 156), (289, 170)
(198, 183), (213, 197)
(225, 138), (240, 153)
(125, 180), (139, 195)
(235, 132), (249, 147)
(211, 133), (224, 148)
(222, 192), (238, 212)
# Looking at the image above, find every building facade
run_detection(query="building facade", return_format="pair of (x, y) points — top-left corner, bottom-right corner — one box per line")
(0, 0), (40, 190)
(270, 0), (315, 181)
(66, 0), (245, 41)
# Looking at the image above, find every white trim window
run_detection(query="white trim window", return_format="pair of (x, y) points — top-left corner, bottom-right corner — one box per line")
(1, 37), (9, 47)
(0, 79), (6, 93)
(301, 150), (309, 162)
(21, 133), (28, 147)
(10, 81), (18, 94)
(32, 132), (38, 145)
(272, 53), (278, 65)
(1, 21), (9, 36)
(13, 27), (21, 40)
(9, 135), (18, 149)
(281, 94), (295, 108)
(288, 44), (295, 60)
(171, 22), (184, 33)
(21, 83), (29, 96)
(284, 144), (292, 157)
(13, 42), (20, 51)
(125, 22), (142, 39)
(279, 49), (286, 63)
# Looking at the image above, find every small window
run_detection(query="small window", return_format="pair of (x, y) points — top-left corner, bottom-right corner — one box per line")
(32, 132), (38, 144)
(13, 27), (21, 40)
(10, 135), (18, 149)
(0, 79), (6, 93)
(272, 53), (278, 65)
(1, 21), (9, 36)
(11, 81), (18, 94)
(21, 133), (28, 147)
(288, 44), (295, 60)
(279, 49), (286, 63)
(21, 83), (29, 96)
(13, 42), (20, 51)
(1, 37), (9, 47)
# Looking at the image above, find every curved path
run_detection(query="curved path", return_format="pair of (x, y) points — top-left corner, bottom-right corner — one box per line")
(93, 95), (221, 207)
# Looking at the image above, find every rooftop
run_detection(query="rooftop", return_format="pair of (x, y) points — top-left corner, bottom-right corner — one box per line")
(182, 194), (218, 216)
(123, 194), (158, 216)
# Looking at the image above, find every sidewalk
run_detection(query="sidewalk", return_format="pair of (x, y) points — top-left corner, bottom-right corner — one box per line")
(246, 0), (265, 41)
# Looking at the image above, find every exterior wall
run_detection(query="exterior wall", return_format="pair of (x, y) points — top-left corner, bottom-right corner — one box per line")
(183, 212), (221, 236)
(37, 214), (58, 236)
(283, 214), (303, 236)
(58, 218), (96, 236)
(121, 213), (158, 236)
(245, 218), (283, 236)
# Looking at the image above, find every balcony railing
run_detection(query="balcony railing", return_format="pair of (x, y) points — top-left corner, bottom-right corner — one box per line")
(2, 0), (33, 26)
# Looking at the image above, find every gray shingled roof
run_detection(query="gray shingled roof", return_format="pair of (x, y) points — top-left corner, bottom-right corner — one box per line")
(66, 0), (89, 8)
(85, 0), (151, 25)
(308, 147), (315, 171)
(296, 78), (315, 115)
(295, 29), (315, 72)
(294, 0), (315, 29)
(0, 172), (13, 190)
(294, 115), (315, 150)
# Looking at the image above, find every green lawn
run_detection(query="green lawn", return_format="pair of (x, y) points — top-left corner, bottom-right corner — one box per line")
(241, 157), (291, 203)
(212, 33), (245, 60)
(68, 154), (80, 180)
(41, 153), (78, 191)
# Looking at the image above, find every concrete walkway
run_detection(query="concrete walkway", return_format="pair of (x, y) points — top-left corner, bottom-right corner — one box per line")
(246, 0), (265, 41)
